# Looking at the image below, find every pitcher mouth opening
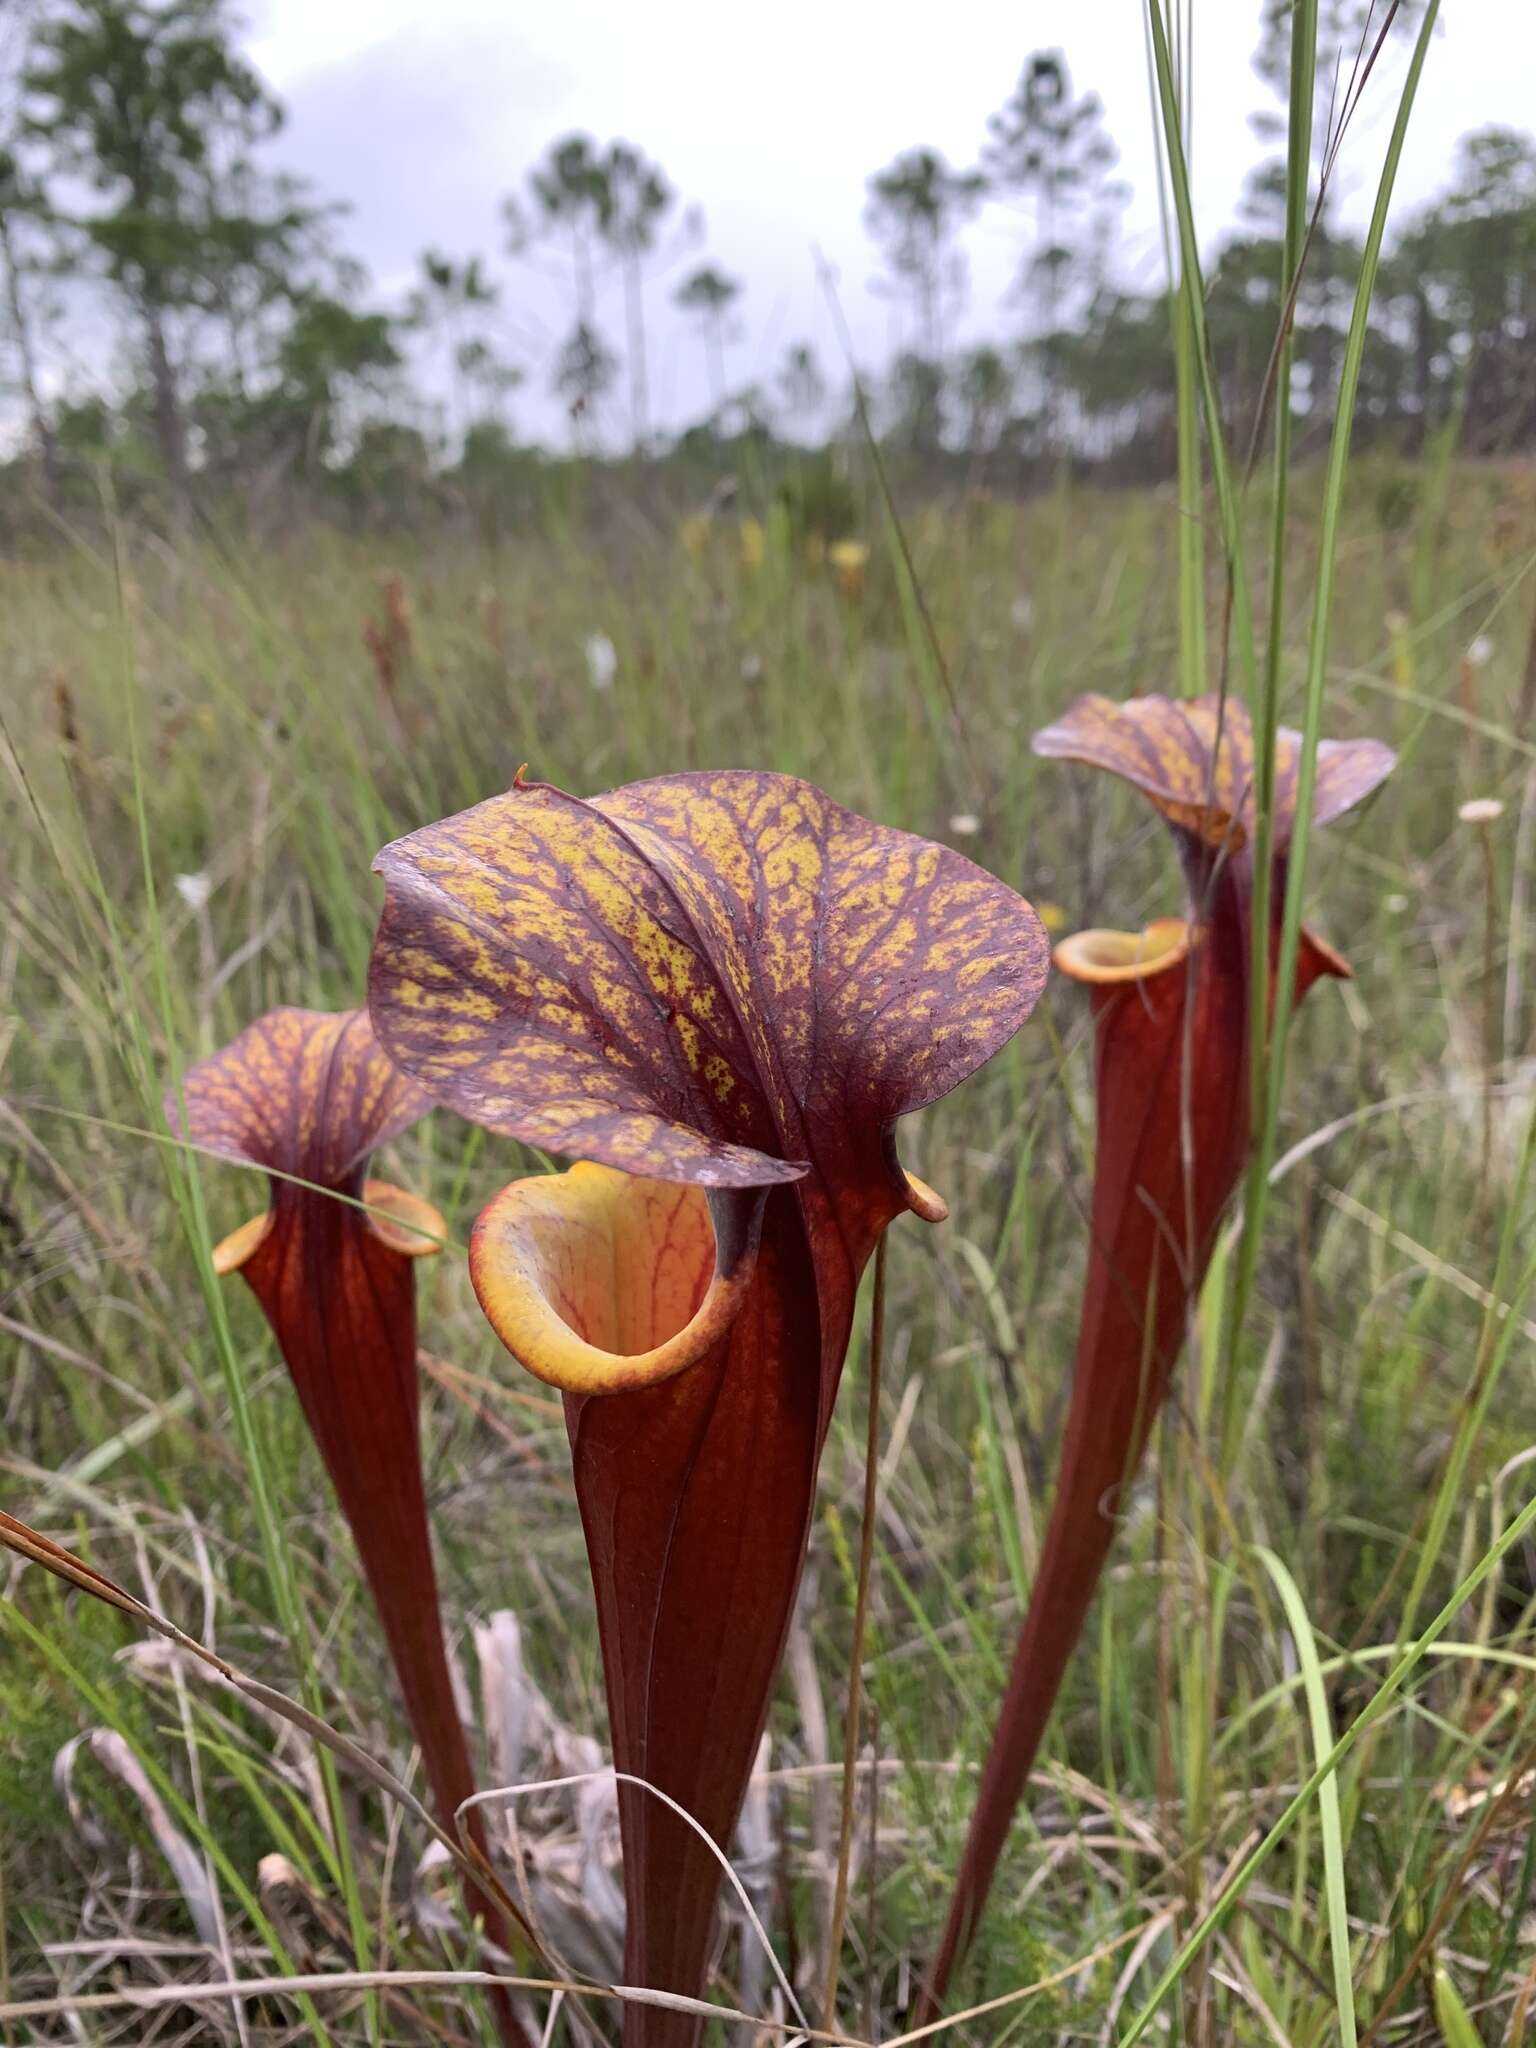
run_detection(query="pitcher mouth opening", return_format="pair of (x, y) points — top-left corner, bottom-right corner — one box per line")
(469, 1163), (767, 1396)
(1053, 917), (1193, 986)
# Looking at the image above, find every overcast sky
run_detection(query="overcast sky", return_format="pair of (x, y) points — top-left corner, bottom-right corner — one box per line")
(240, 2), (1520, 445)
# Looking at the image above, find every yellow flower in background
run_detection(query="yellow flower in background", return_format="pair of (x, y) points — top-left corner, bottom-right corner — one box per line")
(738, 517), (765, 570)
(680, 513), (709, 561)
(1036, 900), (1069, 934)
(829, 537), (870, 600)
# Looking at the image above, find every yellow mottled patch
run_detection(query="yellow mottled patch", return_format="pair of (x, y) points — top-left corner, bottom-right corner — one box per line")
(762, 832), (823, 894)
(395, 946), (455, 982)
(448, 869), (506, 919)
(955, 951), (1007, 991)
(863, 915), (918, 976)
(673, 1015), (702, 1071)
(630, 919), (700, 1003)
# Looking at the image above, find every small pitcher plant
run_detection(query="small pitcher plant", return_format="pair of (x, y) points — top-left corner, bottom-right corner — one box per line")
(921, 692), (1395, 2007)
(173, 1007), (525, 2038)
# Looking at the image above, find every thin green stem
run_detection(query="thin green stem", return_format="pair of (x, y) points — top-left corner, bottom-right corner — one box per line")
(822, 1231), (888, 2033)
(1223, 0), (1441, 1471)
(1146, 0), (1260, 714)
(1220, 0), (1317, 1475)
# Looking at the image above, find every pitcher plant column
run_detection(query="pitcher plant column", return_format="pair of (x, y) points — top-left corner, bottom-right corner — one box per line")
(920, 693), (1394, 2011)
(368, 767), (1051, 2046)
(173, 1007), (530, 2047)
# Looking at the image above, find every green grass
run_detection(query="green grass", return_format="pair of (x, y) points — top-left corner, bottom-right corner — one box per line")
(2, 452), (1535, 2043)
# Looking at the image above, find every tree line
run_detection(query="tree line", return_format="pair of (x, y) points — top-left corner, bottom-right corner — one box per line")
(0, 0), (1531, 523)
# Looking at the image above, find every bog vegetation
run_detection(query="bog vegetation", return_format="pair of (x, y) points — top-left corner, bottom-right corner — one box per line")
(3, 2), (1536, 2047)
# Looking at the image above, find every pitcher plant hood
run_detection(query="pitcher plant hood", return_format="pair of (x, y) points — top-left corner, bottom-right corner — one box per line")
(1032, 689), (1395, 866)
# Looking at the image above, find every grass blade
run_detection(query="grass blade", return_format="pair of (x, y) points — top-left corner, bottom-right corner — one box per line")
(1251, 1546), (1357, 2047)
